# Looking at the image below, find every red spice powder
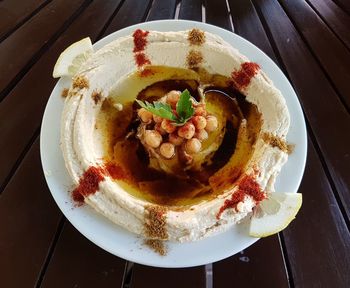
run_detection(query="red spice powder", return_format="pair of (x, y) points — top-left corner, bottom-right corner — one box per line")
(133, 29), (149, 53)
(140, 68), (155, 77)
(135, 52), (151, 67)
(239, 175), (266, 202)
(72, 166), (105, 203)
(231, 62), (260, 90)
(216, 174), (266, 219)
(132, 29), (151, 68)
(104, 162), (130, 180)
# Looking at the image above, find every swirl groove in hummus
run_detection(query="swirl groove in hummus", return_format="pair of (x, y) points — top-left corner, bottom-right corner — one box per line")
(61, 29), (290, 242)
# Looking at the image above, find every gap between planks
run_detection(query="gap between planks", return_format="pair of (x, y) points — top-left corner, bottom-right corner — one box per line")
(0, 0), (54, 43)
(35, 217), (66, 288)
(276, 0), (350, 114)
(305, 0), (350, 52)
(0, 0), (92, 102)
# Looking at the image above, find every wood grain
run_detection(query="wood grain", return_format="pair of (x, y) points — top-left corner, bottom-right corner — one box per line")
(146, 0), (177, 21)
(0, 0), (122, 191)
(254, 0), (350, 221)
(332, 0), (350, 15)
(103, 0), (151, 36)
(281, 139), (350, 287)
(40, 223), (126, 288)
(204, 0), (232, 30)
(0, 139), (62, 288)
(131, 264), (206, 288)
(307, 0), (350, 50)
(228, 0), (278, 63)
(0, 0), (88, 98)
(179, 0), (202, 22)
(0, 0), (50, 40)
(213, 236), (289, 287)
(279, 0), (350, 109)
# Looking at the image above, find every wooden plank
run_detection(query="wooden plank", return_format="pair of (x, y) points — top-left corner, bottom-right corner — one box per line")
(228, 0), (278, 63)
(0, 0), (88, 98)
(131, 265), (206, 288)
(103, 0), (152, 36)
(178, 0), (202, 22)
(204, 0), (232, 30)
(40, 223), (126, 288)
(279, 0), (350, 109)
(0, 139), (62, 288)
(147, 0), (177, 21)
(332, 0), (350, 15)
(281, 139), (350, 287)
(307, 0), (350, 50)
(0, 0), (50, 40)
(254, 0), (350, 221)
(213, 236), (288, 287)
(0, 0), (123, 190)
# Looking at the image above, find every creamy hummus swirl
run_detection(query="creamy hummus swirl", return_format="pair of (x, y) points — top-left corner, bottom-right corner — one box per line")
(61, 29), (290, 242)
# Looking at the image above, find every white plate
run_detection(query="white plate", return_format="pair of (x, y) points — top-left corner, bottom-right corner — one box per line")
(40, 20), (307, 268)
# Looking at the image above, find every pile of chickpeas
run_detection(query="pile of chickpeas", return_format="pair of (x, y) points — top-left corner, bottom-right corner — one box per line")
(137, 90), (218, 160)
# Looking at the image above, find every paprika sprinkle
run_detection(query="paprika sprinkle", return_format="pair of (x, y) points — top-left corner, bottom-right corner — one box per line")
(216, 174), (266, 219)
(132, 29), (151, 69)
(72, 166), (105, 204)
(231, 62), (260, 90)
(133, 29), (149, 52)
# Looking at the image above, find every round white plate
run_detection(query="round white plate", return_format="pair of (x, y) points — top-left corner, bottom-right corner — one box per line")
(40, 20), (307, 268)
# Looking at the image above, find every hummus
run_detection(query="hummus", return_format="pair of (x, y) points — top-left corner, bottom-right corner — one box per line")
(61, 29), (290, 242)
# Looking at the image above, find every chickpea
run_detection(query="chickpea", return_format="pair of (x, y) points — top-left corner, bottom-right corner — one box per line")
(138, 108), (153, 123)
(166, 90), (181, 108)
(169, 132), (184, 146)
(185, 138), (202, 154)
(159, 142), (175, 159)
(192, 116), (207, 130)
(153, 114), (163, 123)
(154, 123), (167, 135)
(144, 130), (162, 148)
(161, 119), (176, 133)
(194, 129), (208, 141)
(205, 115), (218, 132)
(194, 104), (207, 117)
(178, 122), (195, 139)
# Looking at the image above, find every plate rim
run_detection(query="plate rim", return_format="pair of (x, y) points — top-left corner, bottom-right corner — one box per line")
(40, 19), (307, 268)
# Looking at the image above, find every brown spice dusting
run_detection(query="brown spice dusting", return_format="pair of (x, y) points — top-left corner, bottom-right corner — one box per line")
(144, 239), (167, 256)
(186, 50), (203, 68)
(91, 91), (102, 104)
(262, 132), (289, 153)
(287, 143), (295, 154)
(144, 205), (168, 239)
(188, 28), (205, 45)
(61, 88), (69, 98)
(73, 75), (89, 89)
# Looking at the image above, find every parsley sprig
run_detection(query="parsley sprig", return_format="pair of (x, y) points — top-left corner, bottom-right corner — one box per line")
(136, 89), (194, 125)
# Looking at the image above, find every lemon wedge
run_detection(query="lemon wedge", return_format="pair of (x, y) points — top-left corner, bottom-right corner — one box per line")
(249, 192), (302, 237)
(53, 37), (93, 78)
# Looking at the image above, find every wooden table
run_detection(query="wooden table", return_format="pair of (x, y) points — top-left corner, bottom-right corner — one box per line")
(1, 0), (350, 287)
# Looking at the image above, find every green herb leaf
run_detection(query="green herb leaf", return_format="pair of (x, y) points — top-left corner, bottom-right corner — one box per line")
(176, 89), (194, 123)
(136, 90), (195, 125)
(136, 99), (177, 121)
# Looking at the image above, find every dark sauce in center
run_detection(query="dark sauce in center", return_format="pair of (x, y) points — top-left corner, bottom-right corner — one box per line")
(98, 74), (261, 207)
